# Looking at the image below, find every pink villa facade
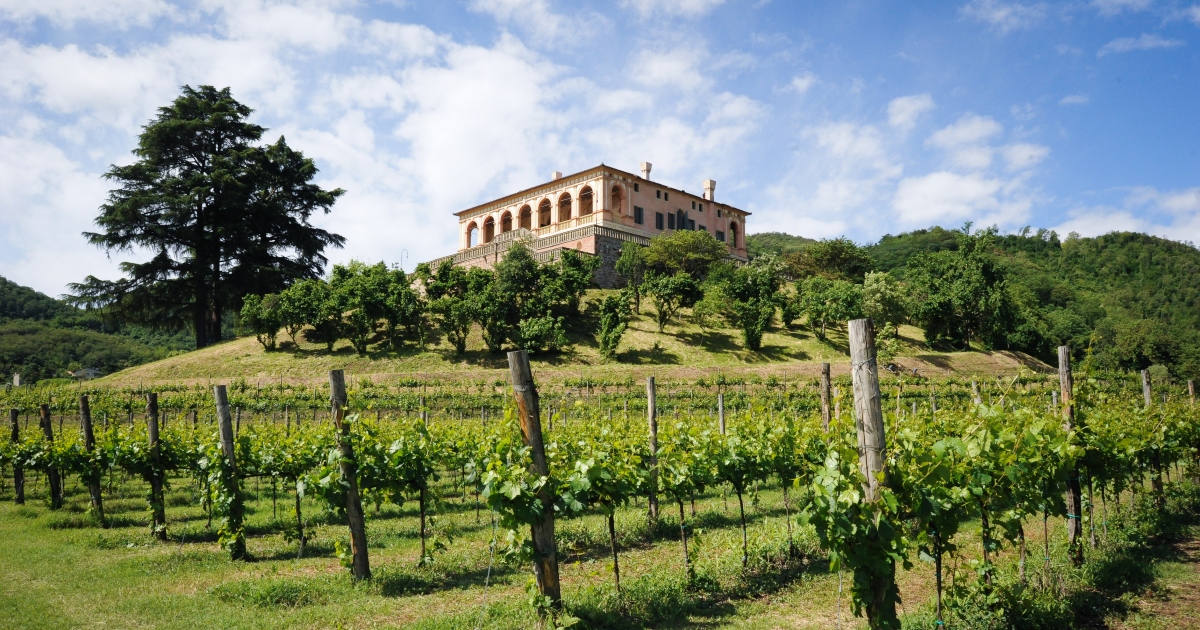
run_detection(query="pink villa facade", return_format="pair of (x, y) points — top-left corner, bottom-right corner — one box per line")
(427, 163), (749, 287)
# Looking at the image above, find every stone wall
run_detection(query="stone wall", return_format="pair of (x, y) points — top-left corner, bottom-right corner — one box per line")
(592, 234), (627, 289)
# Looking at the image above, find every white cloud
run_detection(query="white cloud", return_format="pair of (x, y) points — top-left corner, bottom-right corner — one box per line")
(928, 113), (1004, 148)
(893, 171), (1005, 224)
(1056, 43), (1083, 56)
(887, 93), (935, 131)
(630, 44), (711, 93)
(1001, 143), (1049, 171)
(960, 0), (1046, 33)
(622, 0), (725, 18)
(1056, 187), (1200, 244)
(1091, 0), (1153, 17)
(468, 0), (600, 42)
(1188, 5), (1200, 25)
(0, 0), (170, 27)
(783, 72), (817, 94)
(1098, 33), (1186, 57)
(1059, 93), (1089, 105)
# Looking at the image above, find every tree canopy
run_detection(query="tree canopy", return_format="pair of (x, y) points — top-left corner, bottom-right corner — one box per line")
(69, 85), (345, 349)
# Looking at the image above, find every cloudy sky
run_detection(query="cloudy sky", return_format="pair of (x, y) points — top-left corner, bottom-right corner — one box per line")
(1, 0), (1198, 296)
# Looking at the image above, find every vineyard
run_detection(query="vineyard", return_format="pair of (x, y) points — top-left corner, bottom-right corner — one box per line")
(2, 329), (1200, 629)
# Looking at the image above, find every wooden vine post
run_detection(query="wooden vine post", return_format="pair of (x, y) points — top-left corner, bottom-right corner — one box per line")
(1142, 369), (1165, 499)
(10, 409), (23, 505)
(330, 370), (370, 580)
(1190, 380), (1196, 406)
(1059, 347), (1084, 566)
(38, 404), (63, 510)
(717, 392), (726, 434)
(820, 362), (832, 433)
(213, 385), (247, 560)
(848, 318), (896, 627)
(79, 395), (106, 526)
(507, 350), (562, 611)
(646, 376), (659, 526)
(146, 393), (167, 540)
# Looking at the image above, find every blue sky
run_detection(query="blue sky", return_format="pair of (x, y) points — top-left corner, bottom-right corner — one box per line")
(1, 0), (1198, 296)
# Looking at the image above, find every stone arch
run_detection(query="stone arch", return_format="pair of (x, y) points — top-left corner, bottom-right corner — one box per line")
(610, 184), (624, 215)
(538, 199), (552, 227)
(729, 221), (739, 248)
(501, 211), (513, 233)
(519, 205), (532, 230)
(466, 221), (479, 248)
(558, 192), (572, 222)
(483, 216), (495, 243)
(579, 186), (593, 216)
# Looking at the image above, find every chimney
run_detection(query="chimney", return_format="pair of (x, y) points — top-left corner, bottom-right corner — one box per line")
(703, 179), (716, 201)
(550, 171), (562, 181)
(640, 162), (652, 180)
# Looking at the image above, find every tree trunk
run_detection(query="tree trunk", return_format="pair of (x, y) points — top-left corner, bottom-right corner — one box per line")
(213, 385), (246, 560)
(736, 485), (748, 567)
(418, 485), (428, 566)
(294, 478), (306, 558)
(820, 362), (831, 433)
(678, 500), (691, 580)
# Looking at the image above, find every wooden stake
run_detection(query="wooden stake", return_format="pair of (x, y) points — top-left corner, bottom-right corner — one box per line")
(1189, 380), (1195, 406)
(847, 318), (896, 626)
(1059, 347), (1083, 566)
(717, 392), (726, 434)
(819, 362), (831, 433)
(331, 370), (370, 580)
(39, 405), (63, 510)
(213, 385), (247, 560)
(10, 409), (24, 505)
(507, 350), (561, 611)
(647, 376), (659, 527)
(80, 395), (105, 526)
(146, 393), (167, 540)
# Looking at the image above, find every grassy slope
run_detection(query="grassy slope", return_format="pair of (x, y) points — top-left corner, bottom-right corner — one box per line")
(98, 292), (1049, 387)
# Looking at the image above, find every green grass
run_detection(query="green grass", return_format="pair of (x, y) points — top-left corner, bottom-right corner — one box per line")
(96, 289), (1046, 387)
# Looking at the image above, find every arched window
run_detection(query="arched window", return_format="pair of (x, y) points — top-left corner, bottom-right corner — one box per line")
(729, 222), (739, 248)
(611, 185), (623, 215)
(538, 199), (552, 227)
(483, 216), (495, 243)
(579, 186), (593, 216)
(466, 221), (479, 248)
(519, 205), (532, 230)
(501, 211), (513, 233)
(558, 192), (572, 222)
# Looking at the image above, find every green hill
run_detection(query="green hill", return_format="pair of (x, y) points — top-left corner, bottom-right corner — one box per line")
(0, 276), (188, 383)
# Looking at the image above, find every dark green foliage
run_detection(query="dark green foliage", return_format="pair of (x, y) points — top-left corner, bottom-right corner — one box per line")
(597, 293), (631, 360)
(331, 261), (390, 356)
(554, 248), (600, 315)
(0, 321), (168, 382)
(796, 276), (862, 340)
(867, 226), (963, 272)
(905, 229), (1017, 350)
(614, 241), (646, 313)
(723, 255), (783, 351)
(644, 230), (728, 281)
(0, 276), (75, 322)
(783, 237), (874, 282)
(239, 294), (281, 350)
(644, 272), (703, 332)
(745, 231), (816, 258)
(68, 85), (344, 349)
